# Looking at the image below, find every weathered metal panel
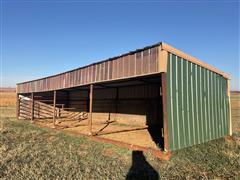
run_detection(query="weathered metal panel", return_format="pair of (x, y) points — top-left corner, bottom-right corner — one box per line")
(17, 46), (160, 93)
(167, 52), (230, 151)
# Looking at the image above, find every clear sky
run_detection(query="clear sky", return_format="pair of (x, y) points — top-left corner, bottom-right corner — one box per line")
(1, 0), (239, 90)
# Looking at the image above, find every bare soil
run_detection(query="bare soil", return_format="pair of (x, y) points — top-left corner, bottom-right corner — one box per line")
(35, 118), (159, 149)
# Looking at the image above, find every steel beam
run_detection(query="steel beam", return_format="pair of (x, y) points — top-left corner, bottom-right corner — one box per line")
(161, 73), (170, 152)
(53, 90), (56, 126)
(88, 84), (93, 135)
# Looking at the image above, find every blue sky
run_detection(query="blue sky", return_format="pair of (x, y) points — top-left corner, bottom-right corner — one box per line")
(1, 0), (239, 90)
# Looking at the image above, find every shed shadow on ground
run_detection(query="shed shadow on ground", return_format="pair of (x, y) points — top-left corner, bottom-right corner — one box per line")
(126, 151), (159, 180)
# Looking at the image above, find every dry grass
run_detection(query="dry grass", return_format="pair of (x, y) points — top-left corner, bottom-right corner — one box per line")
(0, 92), (16, 107)
(0, 91), (239, 179)
(231, 92), (240, 131)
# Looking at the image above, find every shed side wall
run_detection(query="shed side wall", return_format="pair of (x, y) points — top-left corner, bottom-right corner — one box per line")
(166, 52), (230, 151)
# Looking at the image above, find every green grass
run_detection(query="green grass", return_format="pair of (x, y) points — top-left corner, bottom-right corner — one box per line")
(0, 107), (240, 179)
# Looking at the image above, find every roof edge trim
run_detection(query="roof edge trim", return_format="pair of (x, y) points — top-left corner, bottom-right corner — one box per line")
(160, 42), (230, 79)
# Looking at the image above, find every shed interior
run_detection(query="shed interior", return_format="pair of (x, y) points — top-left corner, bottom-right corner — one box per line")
(19, 74), (164, 150)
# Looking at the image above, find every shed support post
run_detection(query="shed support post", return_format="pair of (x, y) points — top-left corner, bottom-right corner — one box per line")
(16, 93), (20, 119)
(30, 92), (34, 121)
(227, 80), (232, 136)
(115, 87), (119, 121)
(161, 73), (170, 152)
(88, 84), (93, 135)
(53, 90), (56, 127)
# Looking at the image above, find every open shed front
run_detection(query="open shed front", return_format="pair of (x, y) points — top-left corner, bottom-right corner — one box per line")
(18, 73), (169, 158)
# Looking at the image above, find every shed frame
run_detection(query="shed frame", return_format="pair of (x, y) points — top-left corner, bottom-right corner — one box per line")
(16, 42), (231, 159)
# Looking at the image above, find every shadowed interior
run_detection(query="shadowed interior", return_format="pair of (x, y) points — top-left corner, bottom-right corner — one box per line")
(19, 74), (164, 149)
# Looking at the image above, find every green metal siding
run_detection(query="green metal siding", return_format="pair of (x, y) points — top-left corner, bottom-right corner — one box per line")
(167, 52), (230, 151)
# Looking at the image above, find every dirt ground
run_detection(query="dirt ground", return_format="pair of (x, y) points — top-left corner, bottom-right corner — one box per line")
(35, 118), (159, 150)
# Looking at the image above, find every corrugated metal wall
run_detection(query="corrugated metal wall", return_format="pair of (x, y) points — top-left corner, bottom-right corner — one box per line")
(17, 47), (159, 93)
(166, 53), (230, 151)
(67, 84), (161, 126)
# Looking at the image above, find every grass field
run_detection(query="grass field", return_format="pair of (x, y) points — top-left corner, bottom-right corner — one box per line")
(0, 91), (239, 179)
(0, 88), (16, 107)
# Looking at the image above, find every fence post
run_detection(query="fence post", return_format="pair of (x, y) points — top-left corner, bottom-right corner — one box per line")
(16, 93), (20, 119)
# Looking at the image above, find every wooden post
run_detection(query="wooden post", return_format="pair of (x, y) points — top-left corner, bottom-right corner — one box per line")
(16, 93), (20, 119)
(161, 73), (170, 152)
(53, 90), (56, 126)
(88, 84), (93, 135)
(30, 92), (34, 121)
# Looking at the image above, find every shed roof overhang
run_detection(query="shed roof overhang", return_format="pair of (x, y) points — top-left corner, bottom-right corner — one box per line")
(17, 42), (230, 94)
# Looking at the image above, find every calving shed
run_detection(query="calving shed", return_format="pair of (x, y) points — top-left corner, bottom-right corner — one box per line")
(16, 42), (231, 159)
